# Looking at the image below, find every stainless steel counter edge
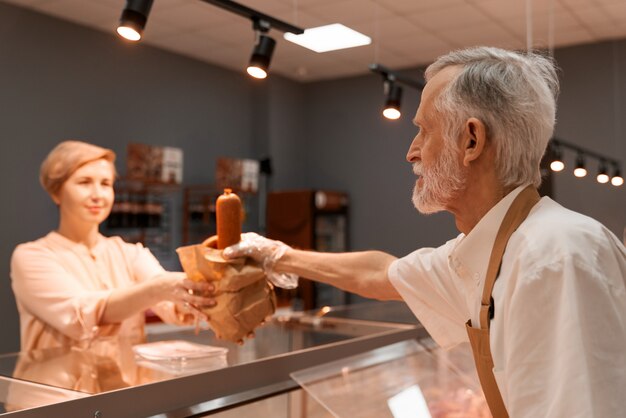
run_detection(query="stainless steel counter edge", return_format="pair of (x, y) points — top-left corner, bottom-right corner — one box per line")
(4, 324), (426, 418)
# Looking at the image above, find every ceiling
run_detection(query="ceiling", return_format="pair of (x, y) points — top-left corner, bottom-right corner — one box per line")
(4, 0), (626, 82)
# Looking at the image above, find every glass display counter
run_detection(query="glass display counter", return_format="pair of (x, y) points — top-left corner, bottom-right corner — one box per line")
(0, 302), (425, 418)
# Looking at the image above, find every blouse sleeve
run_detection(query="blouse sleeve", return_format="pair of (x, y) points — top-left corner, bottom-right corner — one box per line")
(117, 240), (183, 324)
(10, 244), (115, 342)
(113, 238), (166, 283)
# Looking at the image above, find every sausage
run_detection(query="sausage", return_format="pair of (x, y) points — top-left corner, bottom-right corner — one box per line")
(216, 188), (242, 249)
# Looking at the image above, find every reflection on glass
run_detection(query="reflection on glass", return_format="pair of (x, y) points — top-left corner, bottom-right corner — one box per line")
(292, 340), (490, 418)
(0, 308), (406, 412)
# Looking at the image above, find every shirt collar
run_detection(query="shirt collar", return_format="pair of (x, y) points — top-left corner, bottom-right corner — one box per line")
(47, 231), (105, 258)
(451, 184), (530, 282)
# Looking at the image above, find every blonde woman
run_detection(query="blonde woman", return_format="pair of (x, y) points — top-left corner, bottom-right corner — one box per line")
(10, 140), (214, 351)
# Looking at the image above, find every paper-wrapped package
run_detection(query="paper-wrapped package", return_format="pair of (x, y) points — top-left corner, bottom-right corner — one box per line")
(176, 241), (276, 343)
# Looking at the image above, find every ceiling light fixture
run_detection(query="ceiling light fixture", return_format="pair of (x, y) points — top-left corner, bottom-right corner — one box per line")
(597, 160), (610, 184)
(115, 0), (304, 77)
(117, 0), (153, 42)
(549, 145), (565, 172)
(573, 154), (587, 178)
(370, 64), (424, 121)
(550, 138), (622, 188)
(247, 20), (276, 79)
(611, 165), (623, 186)
(198, 1), (303, 79)
(284, 23), (371, 53)
(382, 80), (402, 120)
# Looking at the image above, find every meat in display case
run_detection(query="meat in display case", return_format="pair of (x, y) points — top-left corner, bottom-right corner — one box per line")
(266, 190), (350, 310)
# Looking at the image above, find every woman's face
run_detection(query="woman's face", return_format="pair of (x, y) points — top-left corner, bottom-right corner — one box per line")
(54, 159), (115, 226)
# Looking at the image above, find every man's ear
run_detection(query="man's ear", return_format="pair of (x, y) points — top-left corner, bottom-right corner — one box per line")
(51, 192), (60, 206)
(461, 117), (487, 167)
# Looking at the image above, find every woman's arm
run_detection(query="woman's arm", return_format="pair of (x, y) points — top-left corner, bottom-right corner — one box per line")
(100, 272), (215, 324)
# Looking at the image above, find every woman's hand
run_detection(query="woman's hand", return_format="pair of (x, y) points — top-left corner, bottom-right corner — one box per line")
(101, 272), (216, 325)
(156, 272), (217, 314)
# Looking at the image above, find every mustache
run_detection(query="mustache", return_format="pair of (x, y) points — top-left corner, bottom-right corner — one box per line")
(412, 163), (422, 176)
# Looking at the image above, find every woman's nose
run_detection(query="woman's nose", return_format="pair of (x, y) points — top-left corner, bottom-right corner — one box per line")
(90, 184), (105, 199)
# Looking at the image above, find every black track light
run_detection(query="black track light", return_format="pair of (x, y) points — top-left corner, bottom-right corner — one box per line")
(573, 154), (587, 178)
(597, 160), (610, 184)
(117, 0), (153, 42)
(611, 165), (624, 186)
(247, 32), (276, 79)
(383, 81), (402, 120)
(549, 144), (565, 172)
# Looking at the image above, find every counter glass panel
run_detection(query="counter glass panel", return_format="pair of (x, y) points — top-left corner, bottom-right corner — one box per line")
(0, 302), (421, 416)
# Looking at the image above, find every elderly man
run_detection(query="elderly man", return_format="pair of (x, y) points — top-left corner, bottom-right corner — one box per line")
(225, 47), (626, 417)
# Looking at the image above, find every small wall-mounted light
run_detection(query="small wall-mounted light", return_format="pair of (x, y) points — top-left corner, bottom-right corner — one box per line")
(597, 160), (610, 184)
(247, 31), (276, 79)
(117, 0), (153, 42)
(573, 154), (587, 178)
(382, 80), (402, 120)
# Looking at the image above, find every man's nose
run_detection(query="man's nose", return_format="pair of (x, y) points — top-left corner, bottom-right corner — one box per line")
(406, 136), (421, 163)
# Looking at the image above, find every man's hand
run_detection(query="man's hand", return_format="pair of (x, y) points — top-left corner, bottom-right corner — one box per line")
(223, 232), (299, 289)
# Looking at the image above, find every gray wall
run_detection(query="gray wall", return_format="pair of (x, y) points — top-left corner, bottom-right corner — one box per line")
(302, 71), (458, 256)
(552, 41), (626, 238)
(1, 2), (624, 352)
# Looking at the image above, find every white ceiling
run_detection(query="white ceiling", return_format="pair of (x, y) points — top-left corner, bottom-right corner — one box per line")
(4, 0), (626, 82)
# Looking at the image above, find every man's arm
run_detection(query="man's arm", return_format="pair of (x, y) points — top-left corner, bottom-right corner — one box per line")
(223, 233), (402, 300)
(278, 249), (401, 300)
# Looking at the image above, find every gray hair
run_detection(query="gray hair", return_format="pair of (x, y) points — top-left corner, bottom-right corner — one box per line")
(425, 46), (559, 188)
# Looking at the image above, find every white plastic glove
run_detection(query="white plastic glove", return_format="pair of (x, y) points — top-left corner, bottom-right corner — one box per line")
(223, 232), (299, 289)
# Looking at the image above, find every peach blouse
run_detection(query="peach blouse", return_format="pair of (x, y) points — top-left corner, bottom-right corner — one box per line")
(11, 232), (179, 351)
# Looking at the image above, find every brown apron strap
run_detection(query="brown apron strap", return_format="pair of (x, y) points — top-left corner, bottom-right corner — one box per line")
(467, 185), (541, 418)
(479, 186), (541, 329)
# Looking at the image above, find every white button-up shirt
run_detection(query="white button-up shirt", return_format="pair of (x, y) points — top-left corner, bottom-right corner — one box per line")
(389, 185), (626, 417)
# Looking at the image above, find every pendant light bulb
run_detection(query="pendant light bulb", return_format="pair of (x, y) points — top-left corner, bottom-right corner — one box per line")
(117, 0), (153, 42)
(247, 33), (276, 79)
(550, 159), (565, 172)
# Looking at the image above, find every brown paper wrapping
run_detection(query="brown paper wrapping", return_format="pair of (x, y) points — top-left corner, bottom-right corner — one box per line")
(176, 243), (276, 343)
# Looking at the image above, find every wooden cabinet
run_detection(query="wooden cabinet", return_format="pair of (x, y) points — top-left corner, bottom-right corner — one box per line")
(266, 190), (350, 310)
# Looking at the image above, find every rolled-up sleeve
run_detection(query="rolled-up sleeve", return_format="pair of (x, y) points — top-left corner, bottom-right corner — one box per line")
(388, 239), (469, 349)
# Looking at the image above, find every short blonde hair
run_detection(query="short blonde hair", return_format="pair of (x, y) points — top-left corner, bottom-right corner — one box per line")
(40, 140), (117, 197)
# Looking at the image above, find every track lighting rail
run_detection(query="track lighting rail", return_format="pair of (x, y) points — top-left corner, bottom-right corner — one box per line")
(199, 0), (304, 34)
(369, 64), (424, 91)
(552, 138), (620, 167)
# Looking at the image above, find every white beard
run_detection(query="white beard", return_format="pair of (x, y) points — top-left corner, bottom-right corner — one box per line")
(411, 141), (467, 214)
